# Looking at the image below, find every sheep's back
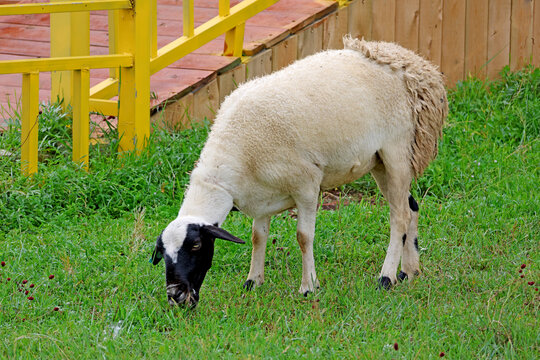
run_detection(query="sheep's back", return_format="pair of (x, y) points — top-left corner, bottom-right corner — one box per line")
(205, 49), (412, 173)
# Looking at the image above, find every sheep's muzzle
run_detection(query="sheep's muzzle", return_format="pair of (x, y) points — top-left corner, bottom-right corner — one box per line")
(167, 283), (199, 307)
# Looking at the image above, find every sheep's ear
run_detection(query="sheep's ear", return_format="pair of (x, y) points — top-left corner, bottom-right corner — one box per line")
(201, 224), (245, 244)
(150, 232), (164, 265)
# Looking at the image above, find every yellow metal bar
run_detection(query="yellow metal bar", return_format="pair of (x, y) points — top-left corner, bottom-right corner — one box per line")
(0, 0), (132, 15)
(21, 72), (40, 176)
(152, 0), (279, 74)
(72, 69), (90, 169)
(50, 1), (72, 106)
(133, 0), (151, 152)
(0, 55), (133, 74)
(90, 78), (120, 99)
(183, 0), (194, 37)
(89, 99), (119, 116)
(117, 3), (152, 153)
(219, 0), (230, 17)
(224, 22), (245, 57)
(108, 9), (120, 78)
(151, 0), (158, 58)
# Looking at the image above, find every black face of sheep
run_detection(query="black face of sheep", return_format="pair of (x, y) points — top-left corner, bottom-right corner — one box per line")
(151, 222), (244, 307)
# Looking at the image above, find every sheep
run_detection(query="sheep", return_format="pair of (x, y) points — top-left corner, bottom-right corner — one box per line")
(151, 36), (448, 307)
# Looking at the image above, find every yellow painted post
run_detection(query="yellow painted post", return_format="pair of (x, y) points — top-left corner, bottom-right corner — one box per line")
(118, 8), (136, 152)
(117, 1), (150, 153)
(133, 0), (151, 151)
(183, 0), (195, 37)
(72, 68), (90, 169)
(151, 0), (158, 58)
(219, 0), (230, 17)
(50, 0), (90, 106)
(221, 0), (244, 57)
(224, 22), (245, 57)
(21, 72), (39, 176)
(108, 9), (120, 78)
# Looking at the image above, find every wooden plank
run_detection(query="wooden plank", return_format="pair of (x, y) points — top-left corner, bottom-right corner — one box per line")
(510, 0), (534, 71)
(347, 0), (372, 40)
(534, 0), (540, 66)
(395, 0), (419, 52)
(441, 0), (466, 85)
(465, 0), (489, 78)
(297, 19), (324, 59)
(151, 92), (195, 131)
(323, 7), (348, 49)
(372, 0), (395, 42)
(193, 78), (220, 123)
(245, 48), (272, 80)
(418, 0), (442, 67)
(218, 63), (246, 104)
(243, 26), (290, 56)
(272, 34), (298, 71)
(487, 0), (511, 78)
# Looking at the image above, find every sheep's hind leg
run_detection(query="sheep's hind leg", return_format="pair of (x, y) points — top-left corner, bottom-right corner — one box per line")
(371, 156), (412, 289)
(293, 192), (320, 296)
(398, 195), (420, 282)
(244, 216), (271, 290)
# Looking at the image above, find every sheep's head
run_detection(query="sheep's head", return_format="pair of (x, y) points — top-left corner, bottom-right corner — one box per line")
(151, 216), (244, 307)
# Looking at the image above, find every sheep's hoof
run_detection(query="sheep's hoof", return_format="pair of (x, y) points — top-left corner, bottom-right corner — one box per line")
(398, 271), (408, 282)
(378, 276), (393, 290)
(243, 280), (255, 291)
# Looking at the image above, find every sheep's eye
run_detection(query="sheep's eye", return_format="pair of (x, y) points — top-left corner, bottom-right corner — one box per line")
(192, 242), (202, 251)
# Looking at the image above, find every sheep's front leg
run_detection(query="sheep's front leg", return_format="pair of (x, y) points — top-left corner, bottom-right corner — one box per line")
(244, 216), (270, 290)
(295, 196), (320, 295)
(398, 195), (420, 281)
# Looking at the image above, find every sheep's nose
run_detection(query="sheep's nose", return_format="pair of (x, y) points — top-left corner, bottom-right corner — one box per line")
(167, 286), (199, 307)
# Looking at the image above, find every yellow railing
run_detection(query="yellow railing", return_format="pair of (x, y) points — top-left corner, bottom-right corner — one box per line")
(0, 0), (279, 176)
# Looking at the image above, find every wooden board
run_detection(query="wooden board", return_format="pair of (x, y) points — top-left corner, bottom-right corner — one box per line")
(372, 0), (395, 42)
(534, 0), (540, 66)
(323, 6), (348, 50)
(218, 63), (246, 104)
(395, 0), (419, 52)
(272, 34), (298, 71)
(347, 0), (373, 40)
(151, 92), (194, 131)
(297, 19), (324, 59)
(192, 78), (219, 123)
(245, 48), (272, 80)
(487, 0), (511, 78)
(465, 0), (489, 78)
(418, 0), (442, 67)
(510, 0), (534, 71)
(441, 0), (466, 85)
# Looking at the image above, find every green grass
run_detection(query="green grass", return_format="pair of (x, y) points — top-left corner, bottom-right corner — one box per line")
(0, 67), (538, 359)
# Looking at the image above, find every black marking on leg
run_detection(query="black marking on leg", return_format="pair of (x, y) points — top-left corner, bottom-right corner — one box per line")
(402, 234), (407, 245)
(408, 195), (419, 212)
(303, 290), (311, 297)
(398, 271), (408, 282)
(243, 280), (255, 291)
(378, 276), (393, 290)
(414, 237), (419, 251)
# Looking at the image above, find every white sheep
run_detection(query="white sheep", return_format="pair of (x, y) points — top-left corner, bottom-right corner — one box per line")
(151, 37), (448, 307)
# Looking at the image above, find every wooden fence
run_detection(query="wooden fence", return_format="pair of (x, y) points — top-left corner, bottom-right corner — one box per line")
(346, 0), (539, 84)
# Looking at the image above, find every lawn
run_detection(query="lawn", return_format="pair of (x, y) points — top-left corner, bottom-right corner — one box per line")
(0, 67), (538, 359)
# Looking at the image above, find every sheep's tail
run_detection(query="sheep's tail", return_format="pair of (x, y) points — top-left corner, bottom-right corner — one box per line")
(343, 36), (448, 178)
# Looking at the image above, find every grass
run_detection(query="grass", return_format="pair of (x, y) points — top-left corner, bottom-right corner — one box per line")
(0, 67), (538, 359)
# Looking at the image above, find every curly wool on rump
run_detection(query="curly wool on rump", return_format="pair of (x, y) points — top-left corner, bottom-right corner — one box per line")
(344, 36), (448, 177)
